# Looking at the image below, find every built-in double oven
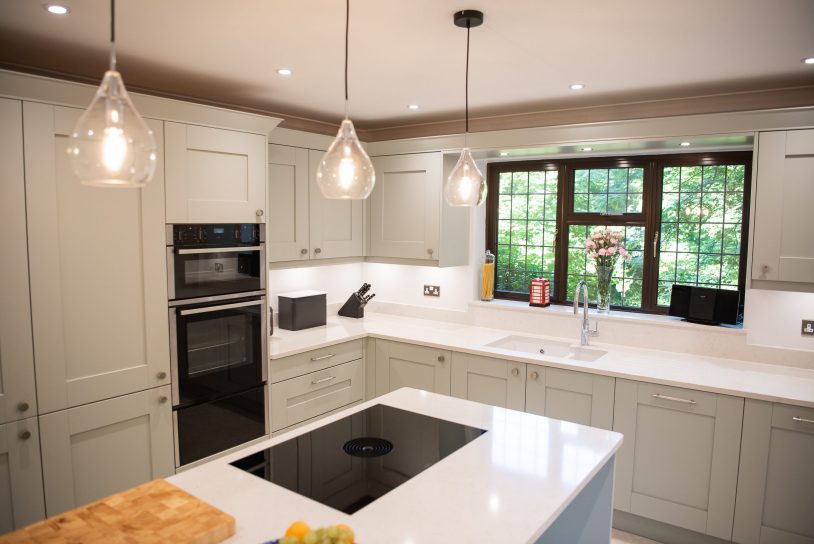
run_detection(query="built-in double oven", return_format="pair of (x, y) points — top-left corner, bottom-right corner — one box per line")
(167, 224), (267, 468)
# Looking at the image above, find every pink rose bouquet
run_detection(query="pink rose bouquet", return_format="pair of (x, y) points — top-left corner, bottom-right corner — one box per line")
(585, 227), (632, 269)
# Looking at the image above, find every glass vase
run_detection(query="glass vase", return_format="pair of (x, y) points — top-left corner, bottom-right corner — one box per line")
(596, 264), (613, 314)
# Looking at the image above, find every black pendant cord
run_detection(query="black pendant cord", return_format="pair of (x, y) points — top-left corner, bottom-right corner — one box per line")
(465, 23), (470, 135)
(109, 0), (117, 71)
(344, 0), (349, 118)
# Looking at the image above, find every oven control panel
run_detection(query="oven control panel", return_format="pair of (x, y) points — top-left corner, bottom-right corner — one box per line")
(170, 224), (262, 246)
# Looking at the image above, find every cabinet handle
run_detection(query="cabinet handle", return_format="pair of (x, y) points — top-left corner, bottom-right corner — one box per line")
(314, 247), (322, 255)
(310, 353), (335, 362)
(792, 416), (814, 424)
(156, 371), (167, 380)
(427, 249), (434, 257)
(529, 371), (539, 380)
(511, 367), (519, 377)
(256, 209), (264, 217)
(19, 431), (31, 441)
(17, 402), (29, 412)
(311, 376), (336, 385)
(652, 393), (696, 405)
(437, 355), (445, 363)
(300, 248), (308, 255)
(158, 396), (169, 404)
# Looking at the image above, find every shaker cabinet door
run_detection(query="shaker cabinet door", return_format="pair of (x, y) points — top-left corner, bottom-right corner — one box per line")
(375, 340), (450, 397)
(0, 417), (45, 533)
(23, 103), (170, 414)
(39, 386), (174, 517)
(613, 379), (743, 540)
(733, 400), (814, 544)
(525, 365), (614, 430)
(0, 98), (37, 424)
(165, 122), (266, 223)
(451, 353), (526, 411)
(268, 144), (310, 262)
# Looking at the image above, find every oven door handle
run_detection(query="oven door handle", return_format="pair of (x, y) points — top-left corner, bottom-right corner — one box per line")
(179, 299), (263, 316)
(176, 246), (263, 255)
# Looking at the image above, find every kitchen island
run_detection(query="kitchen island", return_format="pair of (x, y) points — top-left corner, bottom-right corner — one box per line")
(169, 388), (623, 543)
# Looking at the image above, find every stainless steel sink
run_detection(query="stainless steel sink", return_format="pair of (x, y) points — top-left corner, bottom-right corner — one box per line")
(485, 335), (607, 362)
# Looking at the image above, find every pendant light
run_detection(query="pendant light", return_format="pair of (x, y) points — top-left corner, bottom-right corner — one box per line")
(68, 0), (157, 188)
(315, 0), (375, 200)
(444, 10), (487, 207)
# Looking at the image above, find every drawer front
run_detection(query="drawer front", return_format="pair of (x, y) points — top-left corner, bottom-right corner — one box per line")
(270, 359), (364, 431)
(636, 381), (718, 417)
(270, 339), (364, 383)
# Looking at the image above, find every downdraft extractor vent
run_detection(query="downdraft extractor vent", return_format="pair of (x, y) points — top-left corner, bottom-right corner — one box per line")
(343, 437), (394, 458)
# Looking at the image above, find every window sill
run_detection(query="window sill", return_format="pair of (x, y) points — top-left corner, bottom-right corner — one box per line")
(469, 299), (745, 334)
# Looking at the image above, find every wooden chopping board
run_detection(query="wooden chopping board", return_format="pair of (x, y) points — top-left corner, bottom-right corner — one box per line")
(1, 479), (235, 544)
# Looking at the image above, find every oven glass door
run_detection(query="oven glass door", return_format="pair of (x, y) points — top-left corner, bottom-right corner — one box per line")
(169, 245), (263, 300)
(174, 297), (264, 407)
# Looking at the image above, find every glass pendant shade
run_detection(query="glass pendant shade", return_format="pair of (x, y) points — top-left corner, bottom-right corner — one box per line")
(68, 70), (157, 188)
(316, 119), (375, 199)
(445, 147), (487, 206)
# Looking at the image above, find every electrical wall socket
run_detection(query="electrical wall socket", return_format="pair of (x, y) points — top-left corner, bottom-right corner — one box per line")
(423, 285), (440, 297)
(803, 320), (814, 336)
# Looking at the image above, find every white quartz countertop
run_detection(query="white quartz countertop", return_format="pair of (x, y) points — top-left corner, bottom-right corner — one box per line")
(270, 312), (814, 408)
(169, 388), (623, 544)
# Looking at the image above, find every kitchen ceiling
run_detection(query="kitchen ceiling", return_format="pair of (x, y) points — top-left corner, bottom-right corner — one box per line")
(1, 0), (813, 140)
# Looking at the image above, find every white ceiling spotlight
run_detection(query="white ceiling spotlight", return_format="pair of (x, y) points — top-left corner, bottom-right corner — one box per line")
(43, 4), (70, 15)
(803, 57), (814, 65)
(276, 68), (293, 76)
(680, 141), (691, 147)
(444, 9), (487, 207)
(581, 146), (593, 152)
(569, 83), (585, 90)
(499, 152), (509, 157)
(315, 0), (375, 200)
(67, 0), (157, 188)
(407, 104), (420, 111)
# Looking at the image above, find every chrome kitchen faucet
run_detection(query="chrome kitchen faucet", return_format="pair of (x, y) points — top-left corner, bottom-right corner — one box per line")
(573, 280), (599, 346)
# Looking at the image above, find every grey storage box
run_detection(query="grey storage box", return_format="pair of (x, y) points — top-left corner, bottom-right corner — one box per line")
(277, 290), (327, 331)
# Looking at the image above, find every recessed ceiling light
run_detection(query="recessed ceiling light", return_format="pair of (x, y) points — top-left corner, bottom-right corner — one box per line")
(569, 83), (585, 91)
(407, 104), (420, 110)
(499, 152), (509, 157)
(680, 142), (691, 147)
(581, 146), (593, 152)
(276, 68), (293, 76)
(43, 3), (70, 14)
(803, 57), (814, 65)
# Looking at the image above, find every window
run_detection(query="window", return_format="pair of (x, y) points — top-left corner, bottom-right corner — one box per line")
(485, 153), (751, 313)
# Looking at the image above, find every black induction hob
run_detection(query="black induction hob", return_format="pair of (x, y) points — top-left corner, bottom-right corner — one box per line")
(230, 404), (487, 514)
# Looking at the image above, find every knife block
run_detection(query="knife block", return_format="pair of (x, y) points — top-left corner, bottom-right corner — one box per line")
(338, 294), (366, 318)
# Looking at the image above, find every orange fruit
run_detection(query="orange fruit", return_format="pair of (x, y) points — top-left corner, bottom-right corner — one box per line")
(284, 521), (311, 541)
(335, 523), (354, 544)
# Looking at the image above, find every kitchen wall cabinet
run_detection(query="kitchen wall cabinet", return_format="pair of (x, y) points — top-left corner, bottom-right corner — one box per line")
(166, 122), (266, 224)
(732, 400), (814, 544)
(0, 98), (37, 425)
(374, 340), (451, 397)
(450, 353), (526, 411)
(38, 386), (174, 517)
(0, 417), (45, 532)
(23, 102), (170, 414)
(368, 153), (469, 266)
(751, 129), (814, 284)
(525, 365), (615, 430)
(613, 379), (743, 540)
(267, 144), (363, 262)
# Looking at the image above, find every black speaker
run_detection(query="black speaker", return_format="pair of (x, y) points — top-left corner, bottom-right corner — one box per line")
(668, 285), (740, 325)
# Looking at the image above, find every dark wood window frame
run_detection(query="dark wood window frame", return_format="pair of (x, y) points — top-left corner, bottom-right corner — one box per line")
(485, 151), (752, 314)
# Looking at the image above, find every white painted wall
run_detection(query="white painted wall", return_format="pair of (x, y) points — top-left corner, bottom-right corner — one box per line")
(744, 289), (814, 351)
(267, 263), (363, 310)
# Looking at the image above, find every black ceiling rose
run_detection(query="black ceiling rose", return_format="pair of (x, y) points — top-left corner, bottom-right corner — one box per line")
(453, 9), (484, 29)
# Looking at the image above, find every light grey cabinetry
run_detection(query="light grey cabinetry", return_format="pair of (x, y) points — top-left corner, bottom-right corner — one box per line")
(374, 340), (451, 397)
(733, 400), (814, 544)
(23, 102), (170, 414)
(38, 386), (174, 517)
(0, 417), (45, 532)
(525, 365), (615, 430)
(450, 353), (526, 410)
(613, 379), (743, 540)
(751, 129), (814, 284)
(0, 98), (37, 425)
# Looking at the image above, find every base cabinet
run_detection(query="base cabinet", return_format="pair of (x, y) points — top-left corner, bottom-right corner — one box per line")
(525, 365), (615, 430)
(374, 340), (451, 397)
(733, 400), (814, 544)
(613, 379), (743, 540)
(38, 387), (174, 517)
(451, 353), (525, 410)
(0, 418), (45, 533)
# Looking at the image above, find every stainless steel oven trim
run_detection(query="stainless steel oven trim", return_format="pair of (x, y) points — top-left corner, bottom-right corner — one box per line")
(176, 245), (263, 255)
(166, 246), (176, 301)
(259, 244), (266, 290)
(168, 307), (180, 406)
(168, 290), (266, 307)
(260, 295), (268, 383)
(179, 299), (263, 316)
